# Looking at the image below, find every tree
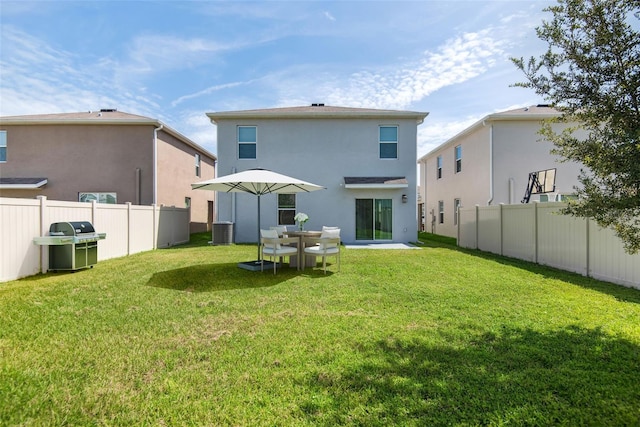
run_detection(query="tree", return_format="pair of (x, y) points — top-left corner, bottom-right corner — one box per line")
(512, 0), (640, 253)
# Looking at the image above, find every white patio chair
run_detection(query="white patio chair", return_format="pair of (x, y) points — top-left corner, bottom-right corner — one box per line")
(260, 229), (298, 274)
(270, 225), (290, 238)
(303, 228), (340, 274)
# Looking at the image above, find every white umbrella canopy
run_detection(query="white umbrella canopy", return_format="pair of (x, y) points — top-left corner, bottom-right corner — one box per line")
(192, 168), (324, 268)
(191, 168), (324, 195)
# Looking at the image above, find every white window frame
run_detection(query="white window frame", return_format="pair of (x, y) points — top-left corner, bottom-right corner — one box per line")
(0, 130), (6, 162)
(455, 145), (462, 173)
(379, 125), (398, 159)
(238, 126), (257, 159)
(436, 155), (443, 179)
(195, 153), (201, 177)
(438, 200), (444, 224)
(277, 194), (296, 225)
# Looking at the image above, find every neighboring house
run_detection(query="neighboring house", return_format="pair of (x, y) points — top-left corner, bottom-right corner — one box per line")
(208, 104), (428, 244)
(0, 109), (217, 233)
(418, 105), (584, 238)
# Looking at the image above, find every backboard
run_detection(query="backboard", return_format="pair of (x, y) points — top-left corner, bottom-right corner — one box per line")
(521, 168), (557, 203)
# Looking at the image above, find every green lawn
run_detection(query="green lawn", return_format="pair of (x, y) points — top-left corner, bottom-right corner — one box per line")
(1, 232), (639, 426)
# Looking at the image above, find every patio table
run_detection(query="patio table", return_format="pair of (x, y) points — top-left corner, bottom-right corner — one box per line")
(286, 230), (322, 269)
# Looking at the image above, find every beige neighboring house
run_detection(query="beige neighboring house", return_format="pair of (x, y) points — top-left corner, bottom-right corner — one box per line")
(418, 105), (585, 238)
(0, 109), (217, 233)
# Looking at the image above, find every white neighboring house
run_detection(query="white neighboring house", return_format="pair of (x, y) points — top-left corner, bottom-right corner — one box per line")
(418, 105), (585, 238)
(207, 104), (428, 244)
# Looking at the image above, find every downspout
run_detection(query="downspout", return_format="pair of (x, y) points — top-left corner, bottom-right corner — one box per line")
(421, 158), (427, 232)
(153, 124), (164, 205)
(484, 121), (494, 205)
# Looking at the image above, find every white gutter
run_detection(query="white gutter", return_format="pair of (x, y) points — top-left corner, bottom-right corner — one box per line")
(153, 124), (163, 205)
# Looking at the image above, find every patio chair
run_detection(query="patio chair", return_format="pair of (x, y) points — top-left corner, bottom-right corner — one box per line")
(270, 225), (290, 238)
(260, 229), (298, 274)
(303, 228), (340, 274)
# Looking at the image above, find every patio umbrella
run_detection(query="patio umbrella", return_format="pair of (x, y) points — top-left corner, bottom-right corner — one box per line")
(192, 168), (324, 268)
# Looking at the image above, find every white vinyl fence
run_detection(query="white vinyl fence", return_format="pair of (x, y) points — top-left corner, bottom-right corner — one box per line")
(0, 196), (190, 282)
(458, 202), (640, 289)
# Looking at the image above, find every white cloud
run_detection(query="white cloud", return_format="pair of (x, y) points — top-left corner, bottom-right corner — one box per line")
(417, 116), (480, 158)
(177, 111), (217, 155)
(323, 11), (336, 22)
(125, 35), (231, 74)
(270, 29), (506, 110)
(171, 80), (254, 107)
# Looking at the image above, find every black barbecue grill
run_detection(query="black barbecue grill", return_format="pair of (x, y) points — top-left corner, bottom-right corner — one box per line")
(33, 221), (106, 271)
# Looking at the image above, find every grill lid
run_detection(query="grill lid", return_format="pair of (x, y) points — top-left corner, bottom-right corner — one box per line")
(50, 221), (96, 236)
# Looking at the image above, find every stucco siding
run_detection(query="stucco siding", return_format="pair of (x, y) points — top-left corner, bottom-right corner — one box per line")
(0, 124), (154, 204)
(156, 130), (215, 232)
(215, 116), (420, 244)
(491, 121), (582, 204)
(423, 125), (490, 237)
(419, 106), (586, 239)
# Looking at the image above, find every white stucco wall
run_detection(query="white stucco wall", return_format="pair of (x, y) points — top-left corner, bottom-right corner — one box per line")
(420, 109), (584, 239)
(215, 116), (422, 244)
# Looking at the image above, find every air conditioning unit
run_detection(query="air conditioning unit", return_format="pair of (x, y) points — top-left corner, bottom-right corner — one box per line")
(212, 222), (234, 245)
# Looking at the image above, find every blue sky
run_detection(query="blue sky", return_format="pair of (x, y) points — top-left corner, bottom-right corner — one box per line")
(0, 0), (555, 157)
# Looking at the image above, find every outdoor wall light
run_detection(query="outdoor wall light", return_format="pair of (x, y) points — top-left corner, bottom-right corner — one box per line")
(402, 194), (408, 203)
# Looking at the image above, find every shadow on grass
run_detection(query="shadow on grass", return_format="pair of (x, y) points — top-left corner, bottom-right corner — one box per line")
(468, 249), (640, 304)
(146, 262), (301, 292)
(300, 325), (640, 425)
(419, 232), (640, 305)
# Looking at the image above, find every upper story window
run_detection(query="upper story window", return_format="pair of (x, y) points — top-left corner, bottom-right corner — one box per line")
(278, 194), (296, 225)
(238, 126), (257, 159)
(436, 155), (443, 179)
(195, 153), (201, 177)
(0, 131), (6, 162)
(455, 145), (462, 173)
(379, 126), (398, 159)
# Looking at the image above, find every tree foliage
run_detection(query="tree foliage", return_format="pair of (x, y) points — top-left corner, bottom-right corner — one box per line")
(512, 0), (640, 253)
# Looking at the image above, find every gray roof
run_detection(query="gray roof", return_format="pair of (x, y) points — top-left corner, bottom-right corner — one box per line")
(344, 177), (407, 185)
(0, 110), (155, 124)
(207, 105), (428, 123)
(0, 177), (48, 189)
(343, 176), (409, 189)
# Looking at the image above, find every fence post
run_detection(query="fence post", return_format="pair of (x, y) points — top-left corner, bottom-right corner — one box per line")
(126, 202), (132, 256)
(475, 204), (480, 250)
(534, 201), (539, 265)
(37, 195), (47, 274)
(153, 204), (158, 250)
(91, 200), (97, 227)
(586, 216), (591, 278)
(499, 203), (504, 256)
(457, 206), (460, 245)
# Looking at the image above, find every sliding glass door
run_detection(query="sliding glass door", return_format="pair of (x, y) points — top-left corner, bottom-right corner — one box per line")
(355, 198), (392, 240)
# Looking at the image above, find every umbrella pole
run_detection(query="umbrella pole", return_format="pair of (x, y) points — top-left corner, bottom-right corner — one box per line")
(257, 194), (261, 261)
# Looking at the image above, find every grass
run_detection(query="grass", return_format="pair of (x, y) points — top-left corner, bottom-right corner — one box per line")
(1, 232), (639, 426)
